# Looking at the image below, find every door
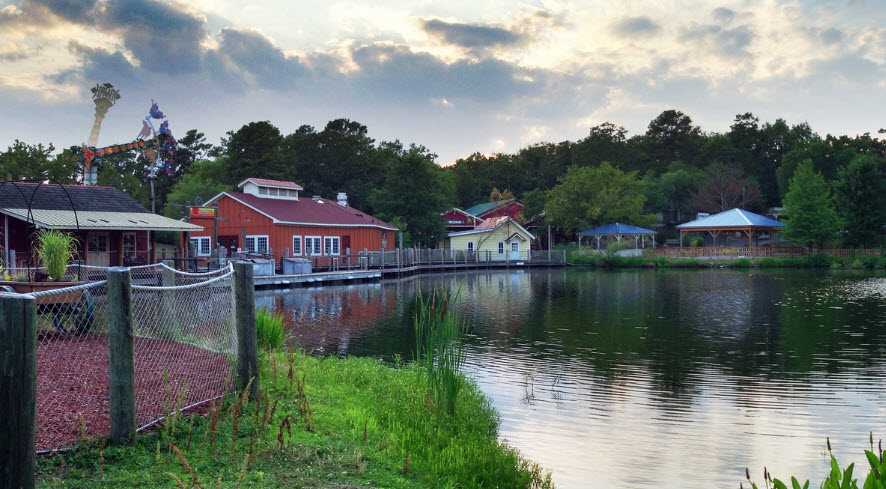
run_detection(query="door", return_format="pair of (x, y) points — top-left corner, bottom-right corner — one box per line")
(86, 232), (110, 266)
(218, 236), (238, 258)
(509, 241), (520, 260)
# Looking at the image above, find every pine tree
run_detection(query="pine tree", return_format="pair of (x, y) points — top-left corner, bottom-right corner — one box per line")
(783, 160), (841, 248)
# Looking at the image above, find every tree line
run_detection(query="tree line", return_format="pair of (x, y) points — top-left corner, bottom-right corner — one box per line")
(1, 110), (883, 247)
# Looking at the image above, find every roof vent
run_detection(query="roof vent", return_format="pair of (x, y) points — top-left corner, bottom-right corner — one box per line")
(312, 195), (324, 203)
(337, 192), (348, 207)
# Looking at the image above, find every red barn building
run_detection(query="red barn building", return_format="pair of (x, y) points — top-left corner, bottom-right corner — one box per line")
(190, 178), (397, 265)
(1, 182), (200, 267)
(442, 199), (525, 232)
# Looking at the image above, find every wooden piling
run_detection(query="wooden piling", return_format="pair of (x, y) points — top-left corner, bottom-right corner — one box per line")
(108, 268), (136, 444)
(233, 262), (258, 399)
(0, 293), (37, 489)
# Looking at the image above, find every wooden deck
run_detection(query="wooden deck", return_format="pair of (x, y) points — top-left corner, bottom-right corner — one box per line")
(253, 255), (566, 289)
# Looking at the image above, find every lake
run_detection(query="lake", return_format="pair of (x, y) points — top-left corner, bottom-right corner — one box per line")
(256, 268), (886, 489)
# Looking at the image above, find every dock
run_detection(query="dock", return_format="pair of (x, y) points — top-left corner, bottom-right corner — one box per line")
(252, 253), (566, 289)
(254, 269), (381, 289)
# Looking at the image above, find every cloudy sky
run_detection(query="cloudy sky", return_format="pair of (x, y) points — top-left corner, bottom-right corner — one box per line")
(1, 0), (884, 164)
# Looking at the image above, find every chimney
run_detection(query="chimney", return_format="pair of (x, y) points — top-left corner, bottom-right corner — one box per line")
(337, 192), (348, 207)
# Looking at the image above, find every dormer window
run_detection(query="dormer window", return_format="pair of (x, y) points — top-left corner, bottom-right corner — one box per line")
(238, 178), (303, 201)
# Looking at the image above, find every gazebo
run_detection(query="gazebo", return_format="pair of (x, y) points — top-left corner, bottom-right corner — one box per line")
(676, 208), (783, 247)
(578, 222), (656, 250)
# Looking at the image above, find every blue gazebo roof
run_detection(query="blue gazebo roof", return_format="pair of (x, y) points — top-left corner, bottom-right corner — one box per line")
(579, 222), (655, 237)
(676, 208), (784, 230)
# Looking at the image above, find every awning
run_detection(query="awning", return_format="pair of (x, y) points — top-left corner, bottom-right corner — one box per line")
(1, 208), (203, 232)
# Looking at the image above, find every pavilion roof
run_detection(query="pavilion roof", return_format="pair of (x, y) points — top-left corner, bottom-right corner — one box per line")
(676, 208), (784, 230)
(579, 222), (655, 237)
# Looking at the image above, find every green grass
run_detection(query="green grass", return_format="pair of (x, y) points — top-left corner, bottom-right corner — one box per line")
(414, 288), (466, 417)
(255, 308), (286, 352)
(37, 351), (552, 489)
(36, 230), (75, 281)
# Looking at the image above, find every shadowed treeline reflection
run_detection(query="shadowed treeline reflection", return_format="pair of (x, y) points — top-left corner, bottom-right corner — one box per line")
(257, 269), (886, 489)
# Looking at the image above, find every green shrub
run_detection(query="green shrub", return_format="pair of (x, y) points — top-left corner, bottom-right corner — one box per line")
(255, 308), (285, 351)
(803, 254), (833, 268)
(732, 258), (752, 268)
(36, 230), (75, 281)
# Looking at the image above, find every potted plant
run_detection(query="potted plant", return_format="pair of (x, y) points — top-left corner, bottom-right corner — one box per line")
(0, 231), (83, 294)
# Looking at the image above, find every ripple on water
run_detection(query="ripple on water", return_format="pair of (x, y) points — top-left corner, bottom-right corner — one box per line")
(262, 269), (886, 489)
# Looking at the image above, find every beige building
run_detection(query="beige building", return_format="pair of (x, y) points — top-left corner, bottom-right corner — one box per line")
(446, 216), (535, 261)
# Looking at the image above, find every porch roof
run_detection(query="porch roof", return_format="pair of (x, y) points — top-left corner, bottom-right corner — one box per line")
(0, 208), (202, 232)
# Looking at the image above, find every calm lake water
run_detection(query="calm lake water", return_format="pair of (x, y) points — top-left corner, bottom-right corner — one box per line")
(256, 269), (886, 489)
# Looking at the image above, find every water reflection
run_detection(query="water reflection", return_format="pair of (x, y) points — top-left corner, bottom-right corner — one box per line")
(257, 269), (886, 489)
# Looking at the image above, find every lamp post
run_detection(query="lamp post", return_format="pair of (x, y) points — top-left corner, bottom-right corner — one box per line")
(85, 83), (120, 185)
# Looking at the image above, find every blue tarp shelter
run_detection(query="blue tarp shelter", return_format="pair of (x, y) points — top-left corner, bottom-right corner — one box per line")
(675, 208), (783, 247)
(578, 222), (656, 250)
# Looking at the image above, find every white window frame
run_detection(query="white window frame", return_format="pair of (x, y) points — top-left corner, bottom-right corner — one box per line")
(323, 236), (340, 256)
(292, 235), (303, 256)
(498, 241), (504, 254)
(467, 241), (474, 252)
(190, 236), (211, 257)
(245, 235), (269, 255)
(511, 242), (519, 252)
(123, 232), (138, 259)
(305, 236), (322, 256)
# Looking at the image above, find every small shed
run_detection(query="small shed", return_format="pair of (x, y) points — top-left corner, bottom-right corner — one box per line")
(578, 223), (656, 250)
(676, 208), (783, 247)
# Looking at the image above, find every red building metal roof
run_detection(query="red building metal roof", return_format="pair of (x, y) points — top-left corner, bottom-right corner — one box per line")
(218, 192), (398, 230)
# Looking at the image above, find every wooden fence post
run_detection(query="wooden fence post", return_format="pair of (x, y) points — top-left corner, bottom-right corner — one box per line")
(233, 262), (258, 399)
(108, 268), (136, 444)
(0, 294), (37, 489)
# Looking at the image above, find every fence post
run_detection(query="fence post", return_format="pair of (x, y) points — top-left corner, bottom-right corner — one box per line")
(233, 262), (258, 399)
(107, 268), (136, 444)
(0, 294), (37, 489)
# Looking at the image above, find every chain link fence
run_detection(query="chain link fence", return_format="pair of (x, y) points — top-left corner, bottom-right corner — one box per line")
(20, 262), (237, 452)
(30, 281), (109, 452)
(130, 268), (236, 429)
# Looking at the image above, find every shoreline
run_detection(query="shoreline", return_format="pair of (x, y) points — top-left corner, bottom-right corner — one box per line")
(37, 351), (552, 488)
(567, 252), (886, 270)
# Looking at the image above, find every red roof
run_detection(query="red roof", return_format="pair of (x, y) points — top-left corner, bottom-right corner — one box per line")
(221, 192), (397, 230)
(238, 178), (304, 190)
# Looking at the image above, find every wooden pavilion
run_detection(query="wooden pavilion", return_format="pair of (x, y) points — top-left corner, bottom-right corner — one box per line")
(578, 223), (656, 250)
(676, 208), (784, 247)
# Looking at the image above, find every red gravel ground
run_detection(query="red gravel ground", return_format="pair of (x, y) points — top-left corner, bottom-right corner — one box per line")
(36, 334), (232, 452)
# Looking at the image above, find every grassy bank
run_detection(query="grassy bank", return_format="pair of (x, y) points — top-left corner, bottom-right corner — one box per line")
(567, 249), (886, 270)
(37, 351), (551, 488)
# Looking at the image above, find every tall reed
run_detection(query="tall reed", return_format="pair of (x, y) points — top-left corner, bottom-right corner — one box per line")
(255, 308), (286, 351)
(36, 230), (75, 281)
(413, 288), (467, 416)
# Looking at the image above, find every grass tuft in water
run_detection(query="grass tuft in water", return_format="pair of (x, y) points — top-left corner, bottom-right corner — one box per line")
(413, 288), (467, 417)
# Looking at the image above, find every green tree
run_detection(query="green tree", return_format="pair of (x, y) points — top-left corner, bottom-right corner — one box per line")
(782, 161), (841, 248)
(833, 154), (886, 247)
(0, 140), (75, 182)
(545, 162), (653, 235)
(163, 159), (229, 219)
(219, 121), (286, 185)
(283, 119), (384, 211)
(643, 163), (704, 224)
(368, 144), (452, 246)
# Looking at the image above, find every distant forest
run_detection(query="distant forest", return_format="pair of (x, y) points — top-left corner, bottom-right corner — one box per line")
(2, 110), (884, 247)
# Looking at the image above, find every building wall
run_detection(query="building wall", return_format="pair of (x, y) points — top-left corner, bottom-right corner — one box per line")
(480, 201), (524, 221)
(448, 223), (533, 261)
(189, 195), (393, 262)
